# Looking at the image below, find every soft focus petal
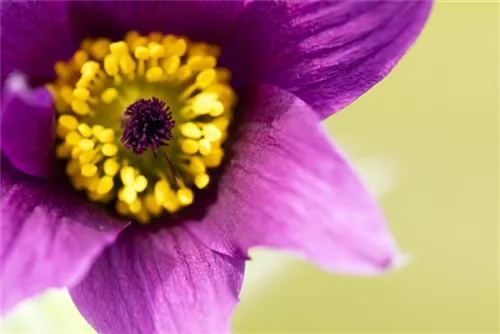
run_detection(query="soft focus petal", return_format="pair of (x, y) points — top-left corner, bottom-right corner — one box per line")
(70, 226), (244, 334)
(0, 0), (76, 89)
(1, 74), (56, 178)
(188, 84), (398, 275)
(222, 0), (433, 118)
(0, 159), (129, 315)
(68, 0), (244, 43)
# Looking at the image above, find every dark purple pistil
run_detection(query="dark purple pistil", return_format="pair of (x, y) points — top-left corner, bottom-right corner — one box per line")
(121, 97), (175, 156)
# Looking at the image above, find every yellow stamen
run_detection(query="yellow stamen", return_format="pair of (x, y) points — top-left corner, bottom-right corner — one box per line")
(119, 186), (137, 204)
(77, 124), (93, 138)
(180, 122), (202, 139)
(154, 180), (170, 204)
(104, 159), (120, 176)
(180, 139), (199, 155)
(71, 100), (90, 116)
(202, 124), (222, 142)
(79, 150), (96, 164)
(134, 175), (148, 192)
(92, 125), (105, 138)
(194, 173), (210, 189)
(129, 199), (142, 214)
(56, 143), (72, 158)
(120, 166), (136, 186)
(57, 115), (78, 138)
(98, 128), (115, 143)
(102, 143), (118, 157)
(198, 139), (212, 156)
(65, 131), (81, 146)
(146, 67), (164, 82)
(78, 138), (95, 151)
(81, 164), (98, 177)
(177, 188), (194, 206)
(97, 176), (114, 195)
(73, 88), (90, 101)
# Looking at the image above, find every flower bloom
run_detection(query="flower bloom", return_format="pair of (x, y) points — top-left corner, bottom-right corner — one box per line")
(0, 1), (432, 333)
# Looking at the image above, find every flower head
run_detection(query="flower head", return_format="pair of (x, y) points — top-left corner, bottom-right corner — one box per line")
(0, 1), (433, 333)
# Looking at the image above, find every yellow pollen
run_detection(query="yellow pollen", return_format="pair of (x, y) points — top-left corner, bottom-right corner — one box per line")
(149, 44), (165, 58)
(194, 173), (210, 189)
(116, 200), (129, 216)
(100, 88), (118, 104)
(92, 125), (105, 137)
(145, 193), (163, 216)
(65, 131), (81, 146)
(189, 156), (206, 174)
(81, 164), (98, 177)
(180, 139), (199, 155)
(49, 32), (236, 223)
(73, 88), (90, 101)
(198, 139), (212, 156)
(66, 159), (80, 176)
(57, 115), (78, 137)
(162, 56), (181, 75)
(120, 186), (137, 204)
(78, 138), (95, 151)
(110, 41), (129, 57)
(120, 166), (136, 186)
(71, 100), (90, 116)
(119, 55), (136, 76)
(104, 55), (119, 76)
(170, 38), (187, 56)
(56, 143), (71, 158)
(202, 124), (222, 142)
(177, 188), (194, 206)
(71, 147), (81, 159)
(196, 69), (217, 88)
(204, 148), (224, 168)
(154, 180), (171, 204)
(97, 176), (114, 195)
(77, 124), (93, 138)
(79, 150), (95, 164)
(104, 159), (120, 176)
(146, 67), (164, 82)
(129, 199), (142, 214)
(180, 122), (202, 139)
(134, 175), (148, 193)
(102, 143), (118, 157)
(98, 128), (115, 143)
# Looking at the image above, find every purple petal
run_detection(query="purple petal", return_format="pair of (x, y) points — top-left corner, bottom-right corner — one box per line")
(70, 226), (244, 334)
(222, 0), (433, 118)
(0, 159), (129, 315)
(1, 74), (56, 178)
(187, 84), (398, 275)
(68, 0), (244, 44)
(0, 0), (76, 90)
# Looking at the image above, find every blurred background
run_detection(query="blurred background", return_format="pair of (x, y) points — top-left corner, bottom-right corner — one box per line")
(2, 1), (498, 333)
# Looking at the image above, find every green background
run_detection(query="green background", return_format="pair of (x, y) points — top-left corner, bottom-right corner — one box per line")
(3, 2), (498, 333)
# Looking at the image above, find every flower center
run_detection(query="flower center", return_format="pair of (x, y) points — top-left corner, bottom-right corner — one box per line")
(121, 97), (175, 156)
(47, 32), (236, 224)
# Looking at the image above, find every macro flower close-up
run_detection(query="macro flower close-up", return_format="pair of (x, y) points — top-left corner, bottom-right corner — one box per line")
(0, 1), (433, 333)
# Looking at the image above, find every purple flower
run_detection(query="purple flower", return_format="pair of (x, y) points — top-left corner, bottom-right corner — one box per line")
(0, 1), (432, 333)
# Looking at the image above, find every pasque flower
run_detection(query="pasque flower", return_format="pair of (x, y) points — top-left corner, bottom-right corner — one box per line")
(0, 1), (432, 333)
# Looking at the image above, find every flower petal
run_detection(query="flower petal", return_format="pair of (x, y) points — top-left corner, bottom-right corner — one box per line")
(70, 226), (244, 334)
(0, 159), (129, 315)
(0, 0), (76, 90)
(187, 84), (398, 274)
(222, 0), (433, 118)
(1, 74), (56, 178)
(68, 0), (244, 43)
